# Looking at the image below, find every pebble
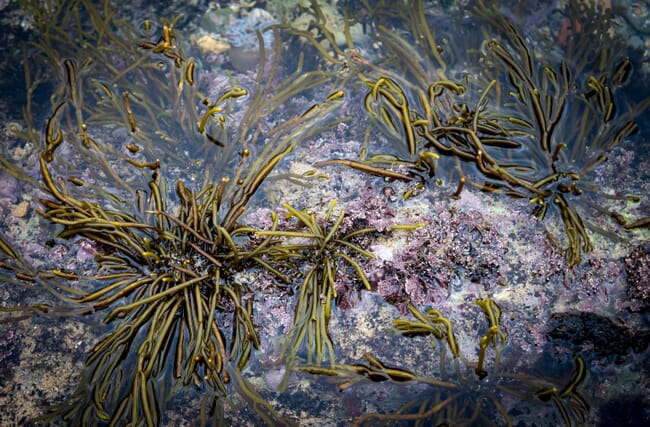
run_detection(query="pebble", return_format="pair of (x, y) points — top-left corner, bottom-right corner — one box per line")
(12, 200), (29, 218)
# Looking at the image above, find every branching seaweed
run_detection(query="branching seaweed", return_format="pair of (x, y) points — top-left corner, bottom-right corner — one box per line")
(33, 169), (268, 424)
(471, 1), (649, 265)
(299, 299), (590, 426)
(1, 0), (348, 424)
(256, 200), (376, 380)
(301, 0), (648, 266)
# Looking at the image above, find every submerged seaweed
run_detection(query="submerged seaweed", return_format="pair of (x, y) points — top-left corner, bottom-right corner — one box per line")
(299, 299), (590, 426)
(256, 200), (377, 372)
(298, 0), (649, 266)
(0, 0), (352, 424)
(0, 0), (648, 425)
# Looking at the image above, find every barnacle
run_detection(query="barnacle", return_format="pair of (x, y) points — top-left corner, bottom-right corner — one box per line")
(299, 299), (590, 426)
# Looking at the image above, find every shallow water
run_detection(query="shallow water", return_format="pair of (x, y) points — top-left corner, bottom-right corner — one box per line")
(0, 1), (648, 426)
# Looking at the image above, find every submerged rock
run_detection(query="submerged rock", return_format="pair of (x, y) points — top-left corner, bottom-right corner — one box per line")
(547, 311), (650, 363)
(625, 243), (650, 313)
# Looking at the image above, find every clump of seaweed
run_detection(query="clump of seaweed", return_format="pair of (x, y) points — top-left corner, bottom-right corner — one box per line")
(256, 200), (377, 375)
(299, 298), (590, 426)
(298, 0), (649, 266)
(467, 0), (649, 266)
(0, 0), (351, 424)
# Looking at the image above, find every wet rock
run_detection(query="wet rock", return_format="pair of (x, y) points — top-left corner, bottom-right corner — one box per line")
(625, 243), (650, 313)
(547, 311), (650, 363)
(0, 328), (20, 378)
(598, 394), (649, 426)
(367, 207), (508, 311)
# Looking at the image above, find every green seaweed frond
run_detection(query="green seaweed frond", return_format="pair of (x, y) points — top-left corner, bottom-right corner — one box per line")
(257, 200), (376, 374)
(394, 303), (460, 359)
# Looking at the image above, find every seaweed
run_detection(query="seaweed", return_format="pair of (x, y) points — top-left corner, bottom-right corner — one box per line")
(0, 0), (350, 424)
(256, 200), (377, 382)
(299, 299), (591, 426)
(1, 0), (647, 425)
(302, 0), (649, 266)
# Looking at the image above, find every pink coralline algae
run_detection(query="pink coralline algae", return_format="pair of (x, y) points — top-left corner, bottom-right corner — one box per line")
(340, 186), (398, 233)
(75, 239), (97, 264)
(365, 205), (508, 313)
(0, 173), (18, 200)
